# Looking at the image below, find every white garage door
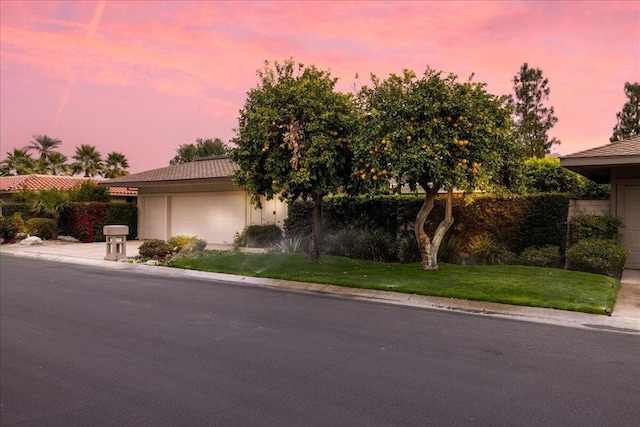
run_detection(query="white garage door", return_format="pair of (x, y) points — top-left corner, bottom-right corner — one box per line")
(142, 196), (166, 240)
(171, 192), (246, 244)
(624, 186), (640, 269)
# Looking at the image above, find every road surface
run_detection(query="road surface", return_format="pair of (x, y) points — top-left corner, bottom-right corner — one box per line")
(1, 256), (639, 425)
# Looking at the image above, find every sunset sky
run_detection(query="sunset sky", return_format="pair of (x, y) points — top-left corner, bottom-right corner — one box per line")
(1, 1), (638, 173)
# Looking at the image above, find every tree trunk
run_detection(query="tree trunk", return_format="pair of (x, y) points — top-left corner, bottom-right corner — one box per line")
(415, 187), (454, 271)
(308, 196), (323, 262)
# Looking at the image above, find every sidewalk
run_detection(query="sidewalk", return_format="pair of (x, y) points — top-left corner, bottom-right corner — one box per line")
(2, 240), (639, 334)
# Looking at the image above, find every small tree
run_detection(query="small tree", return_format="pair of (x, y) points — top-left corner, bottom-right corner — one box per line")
(510, 63), (559, 158)
(355, 68), (519, 270)
(231, 60), (356, 261)
(170, 138), (227, 165)
(610, 82), (640, 142)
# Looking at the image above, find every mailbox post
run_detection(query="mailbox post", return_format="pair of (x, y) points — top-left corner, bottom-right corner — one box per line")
(104, 225), (129, 261)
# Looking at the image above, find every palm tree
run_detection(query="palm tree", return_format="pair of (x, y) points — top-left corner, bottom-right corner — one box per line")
(44, 152), (71, 176)
(25, 135), (64, 173)
(1, 149), (35, 176)
(25, 134), (62, 159)
(103, 152), (130, 178)
(71, 144), (103, 177)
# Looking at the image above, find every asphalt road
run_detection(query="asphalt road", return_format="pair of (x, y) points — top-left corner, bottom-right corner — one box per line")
(1, 256), (639, 426)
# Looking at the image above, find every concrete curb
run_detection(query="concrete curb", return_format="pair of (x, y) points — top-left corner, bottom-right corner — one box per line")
(3, 250), (639, 335)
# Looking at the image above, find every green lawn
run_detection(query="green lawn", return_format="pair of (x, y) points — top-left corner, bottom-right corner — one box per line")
(169, 252), (620, 315)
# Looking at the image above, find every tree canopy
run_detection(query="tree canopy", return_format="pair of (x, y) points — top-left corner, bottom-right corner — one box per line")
(231, 60), (356, 261)
(610, 82), (640, 142)
(170, 138), (228, 165)
(510, 63), (559, 158)
(354, 67), (519, 270)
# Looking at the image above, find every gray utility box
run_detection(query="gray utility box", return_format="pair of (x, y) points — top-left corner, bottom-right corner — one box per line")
(104, 225), (129, 261)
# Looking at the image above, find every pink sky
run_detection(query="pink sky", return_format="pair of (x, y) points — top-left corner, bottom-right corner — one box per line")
(1, 1), (638, 174)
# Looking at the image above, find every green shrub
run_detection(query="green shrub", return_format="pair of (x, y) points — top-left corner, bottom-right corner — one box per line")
(467, 233), (516, 265)
(138, 239), (173, 259)
(68, 181), (110, 202)
(168, 235), (207, 252)
(285, 194), (569, 257)
(397, 236), (421, 264)
(569, 214), (623, 244)
(1, 203), (32, 220)
(234, 224), (282, 247)
(351, 229), (397, 263)
(438, 236), (466, 264)
(518, 246), (561, 268)
(324, 230), (358, 257)
(0, 214), (25, 243)
(522, 157), (583, 194)
(271, 236), (306, 253)
(566, 238), (627, 277)
(30, 188), (68, 219)
(25, 218), (58, 240)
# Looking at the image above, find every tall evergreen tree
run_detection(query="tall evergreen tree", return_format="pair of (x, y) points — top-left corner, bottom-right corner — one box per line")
(610, 82), (640, 142)
(510, 63), (559, 158)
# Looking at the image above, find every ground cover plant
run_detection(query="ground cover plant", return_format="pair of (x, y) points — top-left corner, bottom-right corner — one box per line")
(170, 252), (619, 315)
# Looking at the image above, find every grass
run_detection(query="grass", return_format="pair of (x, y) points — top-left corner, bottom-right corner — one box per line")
(169, 252), (620, 315)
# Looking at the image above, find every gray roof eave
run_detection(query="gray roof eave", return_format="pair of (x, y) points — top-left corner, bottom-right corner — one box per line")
(559, 155), (640, 168)
(98, 176), (232, 187)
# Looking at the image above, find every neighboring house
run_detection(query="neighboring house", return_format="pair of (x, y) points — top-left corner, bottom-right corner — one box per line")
(99, 156), (287, 244)
(0, 174), (137, 204)
(560, 135), (640, 269)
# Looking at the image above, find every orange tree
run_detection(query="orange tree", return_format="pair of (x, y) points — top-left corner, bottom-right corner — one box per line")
(231, 60), (356, 261)
(353, 68), (520, 270)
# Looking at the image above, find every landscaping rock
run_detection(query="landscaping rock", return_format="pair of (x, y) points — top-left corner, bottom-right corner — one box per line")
(20, 236), (43, 245)
(58, 235), (80, 242)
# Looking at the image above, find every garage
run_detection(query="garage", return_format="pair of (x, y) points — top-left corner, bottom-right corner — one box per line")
(170, 192), (246, 243)
(101, 156), (287, 245)
(561, 136), (640, 269)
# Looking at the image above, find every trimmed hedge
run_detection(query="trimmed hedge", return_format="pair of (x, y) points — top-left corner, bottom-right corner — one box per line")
(0, 203), (32, 220)
(58, 202), (138, 243)
(285, 194), (570, 257)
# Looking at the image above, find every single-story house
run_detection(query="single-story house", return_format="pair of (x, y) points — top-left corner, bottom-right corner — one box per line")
(560, 135), (640, 269)
(99, 156), (287, 244)
(0, 174), (137, 204)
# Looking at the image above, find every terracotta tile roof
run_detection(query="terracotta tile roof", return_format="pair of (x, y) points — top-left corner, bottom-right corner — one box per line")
(0, 175), (137, 196)
(561, 135), (640, 159)
(100, 156), (237, 187)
